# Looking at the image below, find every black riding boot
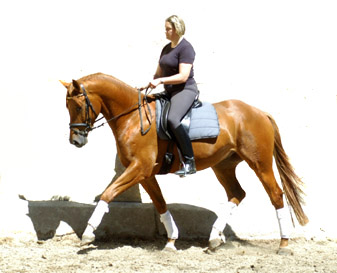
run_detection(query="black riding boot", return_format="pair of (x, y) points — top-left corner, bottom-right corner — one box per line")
(171, 124), (197, 177)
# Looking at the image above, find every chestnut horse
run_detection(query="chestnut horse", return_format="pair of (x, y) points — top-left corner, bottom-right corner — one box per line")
(61, 73), (308, 253)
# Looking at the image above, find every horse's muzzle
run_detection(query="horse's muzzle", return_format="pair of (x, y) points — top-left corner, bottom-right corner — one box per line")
(70, 131), (88, 148)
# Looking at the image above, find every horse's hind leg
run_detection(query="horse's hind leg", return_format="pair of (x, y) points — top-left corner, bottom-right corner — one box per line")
(239, 139), (292, 252)
(253, 164), (292, 251)
(209, 155), (246, 250)
(212, 154), (246, 205)
(141, 176), (178, 251)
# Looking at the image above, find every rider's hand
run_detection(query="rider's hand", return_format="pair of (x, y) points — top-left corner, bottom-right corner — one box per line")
(138, 78), (163, 91)
(148, 78), (162, 89)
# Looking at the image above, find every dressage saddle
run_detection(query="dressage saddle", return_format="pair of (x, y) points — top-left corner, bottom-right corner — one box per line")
(154, 91), (202, 141)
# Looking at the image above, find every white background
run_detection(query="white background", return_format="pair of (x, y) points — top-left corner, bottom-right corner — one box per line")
(0, 0), (336, 238)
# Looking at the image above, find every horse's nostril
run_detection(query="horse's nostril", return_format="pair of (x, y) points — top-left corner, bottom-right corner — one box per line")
(70, 133), (88, 148)
(72, 139), (81, 147)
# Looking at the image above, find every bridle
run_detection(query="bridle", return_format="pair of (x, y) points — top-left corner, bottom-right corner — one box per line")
(68, 84), (97, 137)
(68, 84), (152, 137)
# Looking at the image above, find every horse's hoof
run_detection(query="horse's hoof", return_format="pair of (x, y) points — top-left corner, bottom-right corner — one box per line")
(207, 238), (223, 251)
(80, 234), (95, 247)
(163, 245), (177, 252)
(163, 242), (177, 252)
(277, 247), (294, 255)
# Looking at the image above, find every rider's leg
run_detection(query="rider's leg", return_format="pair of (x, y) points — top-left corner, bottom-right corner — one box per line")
(168, 88), (197, 176)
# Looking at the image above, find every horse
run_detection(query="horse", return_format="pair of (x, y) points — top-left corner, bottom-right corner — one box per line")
(61, 72), (308, 253)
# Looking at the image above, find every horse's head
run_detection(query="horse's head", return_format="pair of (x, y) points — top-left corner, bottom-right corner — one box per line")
(61, 79), (100, 148)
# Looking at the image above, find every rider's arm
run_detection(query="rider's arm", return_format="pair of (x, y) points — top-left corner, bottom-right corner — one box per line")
(153, 64), (163, 79)
(150, 63), (192, 88)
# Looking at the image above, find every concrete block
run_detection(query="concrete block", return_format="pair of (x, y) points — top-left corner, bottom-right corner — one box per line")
(96, 202), (156, 240)
(28, 201), (158, 241)
(28, 201), (93, 240)
(27, 201), (219, 241)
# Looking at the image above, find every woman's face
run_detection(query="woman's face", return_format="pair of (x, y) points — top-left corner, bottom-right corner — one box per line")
(165, 21), (176, 41)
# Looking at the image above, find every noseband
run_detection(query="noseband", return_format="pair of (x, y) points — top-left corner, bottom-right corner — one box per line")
(69, 84), (98, 137)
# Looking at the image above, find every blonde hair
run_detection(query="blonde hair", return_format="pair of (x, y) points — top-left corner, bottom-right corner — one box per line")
(166, 15), (185, 37)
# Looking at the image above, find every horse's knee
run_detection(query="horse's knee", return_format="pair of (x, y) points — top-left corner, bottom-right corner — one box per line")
(100, 189), (115, 203)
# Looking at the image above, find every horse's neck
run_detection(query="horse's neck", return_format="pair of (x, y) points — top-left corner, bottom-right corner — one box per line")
(96, 79), (139, 122)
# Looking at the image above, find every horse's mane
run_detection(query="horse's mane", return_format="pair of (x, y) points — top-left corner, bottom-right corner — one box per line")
(79, 73), (135, 91)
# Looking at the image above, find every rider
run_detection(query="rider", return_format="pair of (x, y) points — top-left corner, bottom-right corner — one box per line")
(147, 15), (198, 176)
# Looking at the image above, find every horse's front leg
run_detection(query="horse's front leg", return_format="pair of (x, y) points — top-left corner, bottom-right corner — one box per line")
(81, 160), (151, 246)
(141, 176), (179, 251)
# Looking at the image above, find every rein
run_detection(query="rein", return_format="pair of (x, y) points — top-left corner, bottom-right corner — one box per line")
(138, 87), (153, 135)
(68, 85), (153, 136)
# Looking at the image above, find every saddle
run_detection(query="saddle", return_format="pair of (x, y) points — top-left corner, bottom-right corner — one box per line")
(154, 91), (203, 140)
(154, 91), (220, 174)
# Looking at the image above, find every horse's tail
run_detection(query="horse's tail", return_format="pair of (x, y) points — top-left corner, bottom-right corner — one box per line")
(267, 114), (309, 226)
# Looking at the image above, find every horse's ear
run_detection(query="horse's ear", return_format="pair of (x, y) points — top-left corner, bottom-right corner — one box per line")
(72, 79), (81, 90)
(71, 79), (82, 96)
(60, 80), (70, 89)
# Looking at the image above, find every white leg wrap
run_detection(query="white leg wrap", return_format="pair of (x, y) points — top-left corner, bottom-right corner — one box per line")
(88, 200), (109, 230)
(81, 200), (109, 245)
(209, 202), (237, 241)
(276, 207), (292, 239)
(160, 210), (179, 240)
